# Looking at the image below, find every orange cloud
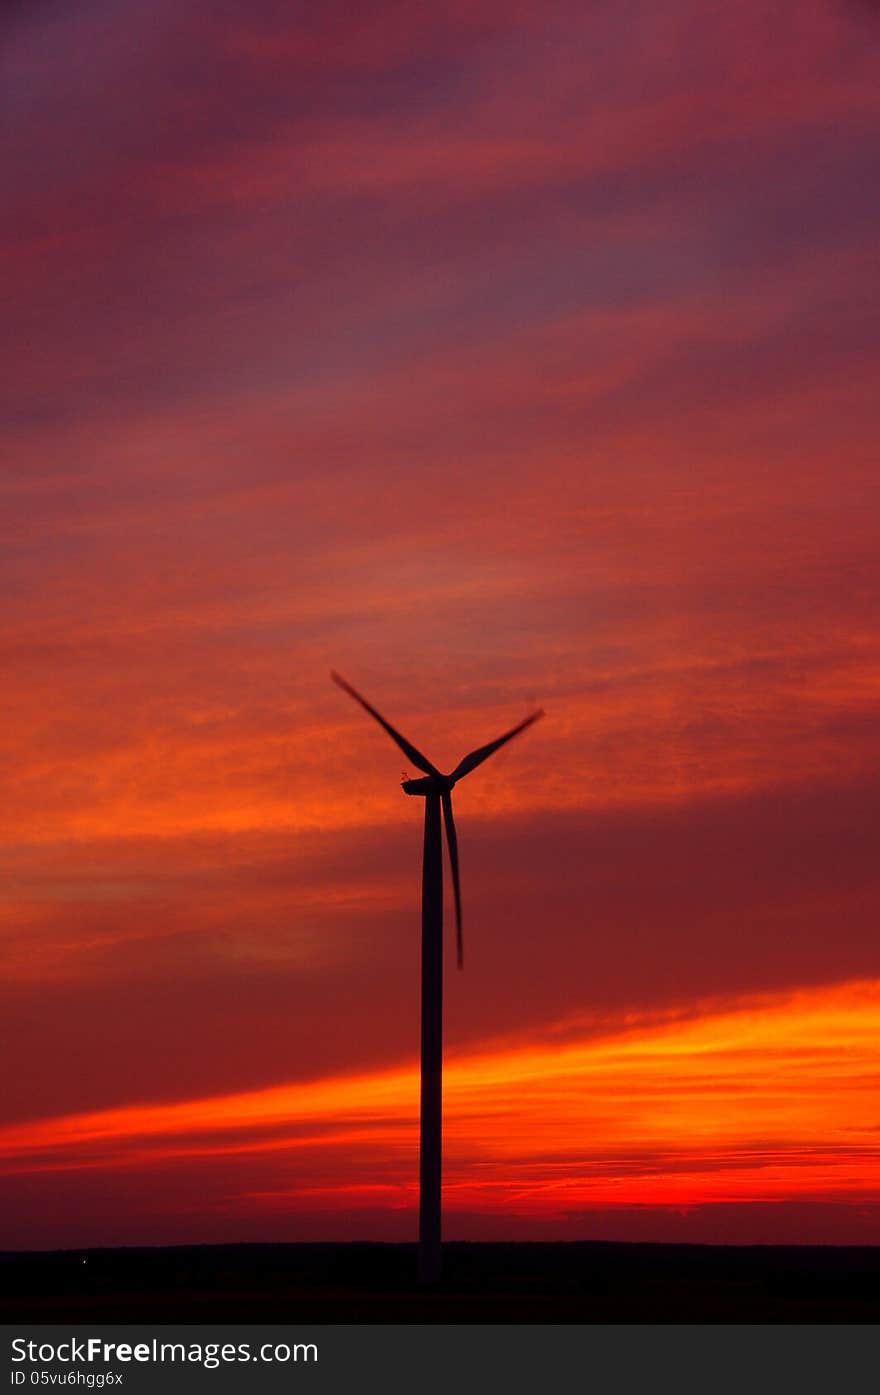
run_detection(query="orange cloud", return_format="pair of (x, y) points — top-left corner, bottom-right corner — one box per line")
(3, 980), (878, 1228)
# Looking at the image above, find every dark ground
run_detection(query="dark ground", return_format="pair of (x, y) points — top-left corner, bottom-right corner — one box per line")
(2, 1241), (880, 1323)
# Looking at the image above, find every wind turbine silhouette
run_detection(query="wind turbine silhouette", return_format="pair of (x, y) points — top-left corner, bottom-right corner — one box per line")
(331, 671), (543, 1285)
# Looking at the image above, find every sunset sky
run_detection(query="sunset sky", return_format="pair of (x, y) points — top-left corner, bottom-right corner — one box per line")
(3, 0), (880, 1249)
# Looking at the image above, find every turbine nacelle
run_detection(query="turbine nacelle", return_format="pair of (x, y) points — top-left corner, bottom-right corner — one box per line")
(402, 774), (455, 796)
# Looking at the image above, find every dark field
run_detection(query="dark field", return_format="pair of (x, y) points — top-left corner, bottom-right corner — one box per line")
(2, 1241), (880, 1323)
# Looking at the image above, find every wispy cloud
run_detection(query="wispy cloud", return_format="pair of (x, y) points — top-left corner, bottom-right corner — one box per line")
(2, 980), (878, 1245)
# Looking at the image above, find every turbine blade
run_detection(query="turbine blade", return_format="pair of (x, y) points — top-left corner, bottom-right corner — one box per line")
(330, 671), (441, 777)
(441, 790), (463, 970)
(450, 708), (544, 783)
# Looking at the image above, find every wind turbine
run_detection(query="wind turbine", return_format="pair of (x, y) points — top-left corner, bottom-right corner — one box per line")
(331, 671), (543, 1285)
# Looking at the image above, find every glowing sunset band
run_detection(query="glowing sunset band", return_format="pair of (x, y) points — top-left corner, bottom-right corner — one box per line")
(3, 980), (879, 1213)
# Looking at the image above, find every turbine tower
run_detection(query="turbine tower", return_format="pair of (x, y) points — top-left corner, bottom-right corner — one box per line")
(331, 671), (543, 1285)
